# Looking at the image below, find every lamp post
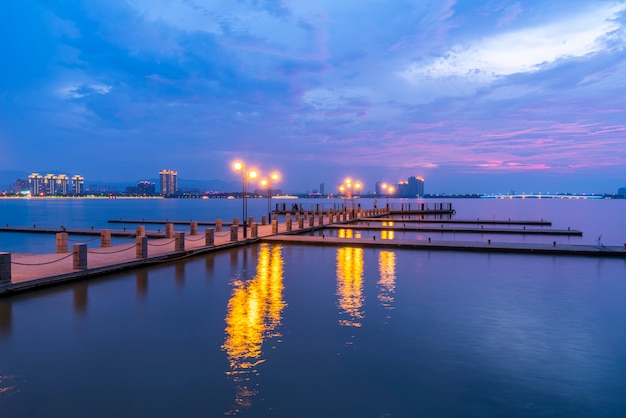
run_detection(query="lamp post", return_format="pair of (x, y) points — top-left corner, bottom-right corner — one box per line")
(260, 172), (280, 220)
(233, 162), (258, 239)
(338, 178), (362, 210)
(381, 183), (395, 208)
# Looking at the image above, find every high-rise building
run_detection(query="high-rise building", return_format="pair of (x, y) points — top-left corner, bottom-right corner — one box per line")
(618, 187), (626, 196)
(72, 175), (85, 195)
(57, 175), (69, 195)
(28, 173), (43, 196)
(43, 174), (57, 195)
(159, 169), (178, 196)
(397, 176), (424, 197)
(14, 178), (28, 194)
(137, 181), (156, 196)
(320, 182), (325, 195)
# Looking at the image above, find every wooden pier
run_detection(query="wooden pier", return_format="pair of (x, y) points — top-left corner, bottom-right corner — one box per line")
(1, 205), (625, 296)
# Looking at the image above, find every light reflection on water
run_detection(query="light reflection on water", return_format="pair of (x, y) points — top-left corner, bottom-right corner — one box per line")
(336, 247), (364, 328)
(377, 251), (396, 313)
(222, 243), (286, 415)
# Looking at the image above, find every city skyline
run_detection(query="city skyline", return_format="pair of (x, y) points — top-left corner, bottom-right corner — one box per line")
(2, 1), (626, 193)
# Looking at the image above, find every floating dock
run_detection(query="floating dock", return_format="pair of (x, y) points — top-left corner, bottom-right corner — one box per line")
(325, 224), (582, 236)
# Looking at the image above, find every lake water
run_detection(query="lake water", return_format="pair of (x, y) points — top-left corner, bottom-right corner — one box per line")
(1, 198), (626, 417)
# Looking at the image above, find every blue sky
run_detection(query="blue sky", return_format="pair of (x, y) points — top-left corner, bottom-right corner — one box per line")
(1, 0), (625, 193)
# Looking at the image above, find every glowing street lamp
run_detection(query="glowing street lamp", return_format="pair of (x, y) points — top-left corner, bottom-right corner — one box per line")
(381, 183), (395, 207)
(338, 178), (362, 210)
(260, 172), (280, 220)
(232, 161), (259, 239)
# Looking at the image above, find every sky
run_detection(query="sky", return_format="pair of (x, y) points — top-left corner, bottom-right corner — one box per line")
(1, 0), (626, 194)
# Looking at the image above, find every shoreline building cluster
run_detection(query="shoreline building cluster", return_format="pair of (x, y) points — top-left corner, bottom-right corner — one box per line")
(25, 173), (85, 196)
(376, 176), (424, 198)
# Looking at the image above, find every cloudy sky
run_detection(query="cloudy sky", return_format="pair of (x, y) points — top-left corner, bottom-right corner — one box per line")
(1, 0), (625, 193)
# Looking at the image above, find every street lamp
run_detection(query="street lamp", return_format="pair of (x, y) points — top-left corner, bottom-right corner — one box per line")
(260, 172), (280, 220)
(233, 161), (258, 239)
(338, 178), (362, 210)
(381, 183), (395, 208)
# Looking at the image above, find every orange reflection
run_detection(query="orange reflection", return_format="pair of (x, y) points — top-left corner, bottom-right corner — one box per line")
(336, 247), (364, 327)
(378, 251), (397, 311)
(338, 228), (354, 238)
(223, 244), (286, 414)
(381, 230), (395, 240)
(382, 221), (395, 227)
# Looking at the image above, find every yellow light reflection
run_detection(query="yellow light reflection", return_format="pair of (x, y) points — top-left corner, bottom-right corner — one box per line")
(381, 230), (395, 240)
(382, 221), (395, 227)
(336, 247), (364, 327)
(378, 251), (397, 311)
(338, 228), (354, 238)
(223, 244), (286, 414)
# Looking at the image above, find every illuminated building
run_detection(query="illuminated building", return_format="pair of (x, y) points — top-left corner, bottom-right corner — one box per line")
(71, 175), (85, 195)
(57, 175), (69, 195)
(397, 176), (424, 197)
(159, 169), (178, 196)
(137, 181), (156, 196)
(43, 174), (57, 195)
(28, 173), (43, 196)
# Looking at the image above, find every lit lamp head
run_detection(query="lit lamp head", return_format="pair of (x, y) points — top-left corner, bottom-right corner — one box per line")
(248, 170), (258, 180)
(270, 172), (280, 182)
(233, 161), (244, 172)
(389, 186), (395, 194)
(355, 182), (362, 191)
(260, 179), (268, 188)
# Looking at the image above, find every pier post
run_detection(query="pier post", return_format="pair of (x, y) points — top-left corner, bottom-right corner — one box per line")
(251, 223), (258, 238)
(190, 221), (198, 235)
(272, 220), (278, 234)
(273, 214), (278, 222)
(0, 253), (11, 287)
(298, 218), (304, 229)
(215, 220), (222, 232)
(56, 232), (68, 253)
(73, 244), (87, 270)
(304, 212), (309, 221)
(136, 236), (148, 259)
(309, 216), (314, 228)
(286, 218), (292, 232)
(232, 218), (240, 226)
(205, 228), (215, 246)
(230, 225), (239, 242)
(101, 229), (111, 247)
(248, 216), (254, 226)
(175, 232), (185, 251)
(136, 226), (146, 237)
(261, 215), (267, 226)
(165, 223), (174, 239)
(318, 214), (324, 226)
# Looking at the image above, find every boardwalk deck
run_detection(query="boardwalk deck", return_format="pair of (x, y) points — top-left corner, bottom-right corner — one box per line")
(361, 217), (552, 226)
(325, 224), (582, 236)
(261, 235), (626, 257)
(0, 225), (166, 238)
(2, 210), (624, 297)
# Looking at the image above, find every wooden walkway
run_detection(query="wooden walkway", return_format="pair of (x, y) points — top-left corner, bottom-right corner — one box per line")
(0, 225), (166, 238)
(2, 212), (625, 296)
(362, 217), (552, 226)
(325, 224), (582, 236)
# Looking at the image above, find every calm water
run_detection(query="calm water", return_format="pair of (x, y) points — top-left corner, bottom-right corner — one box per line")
(1, 198), (626, 417)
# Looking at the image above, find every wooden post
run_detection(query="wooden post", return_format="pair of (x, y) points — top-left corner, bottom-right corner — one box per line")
(298, 218), (304, 229)
(136, 226), (146, 237)
(0, 252), (11, 286)
(73, 244), (87, 270)
(215, 219), (222, 232)
(251, 223), (258, 238)
(232, 217), (239, 226)
(261, 215), (267, 226)
(286, 219), (292, 232)
(165, 223), (174, 239)
(272, 220), (278, 234)
(230, 225), (239, 241)
(136, 236), (148, 259)
(56, 232), (68, 253)
(248, 216), (254, 226)
(205, 228), (214, 246)
(190, 221), (198, 235)
(175, 232), (185, 251)
(309, 216), (314, 227)
(101, 229), (111, 247)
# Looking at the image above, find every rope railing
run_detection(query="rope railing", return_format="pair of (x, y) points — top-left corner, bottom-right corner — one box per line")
(186, 234), (208, 242)
(147, 238), (177, 247)
(87, 243), (137, 255)
(11, 252), (74, 266)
